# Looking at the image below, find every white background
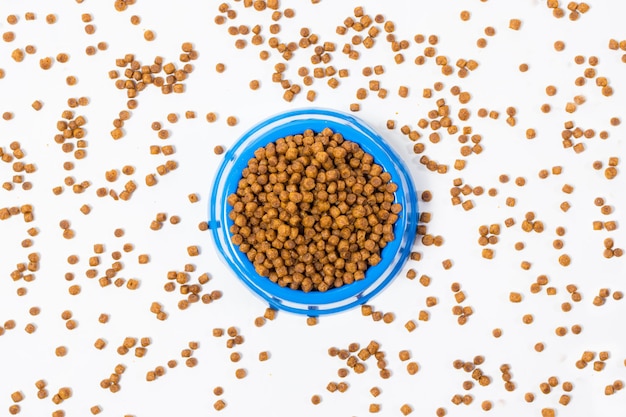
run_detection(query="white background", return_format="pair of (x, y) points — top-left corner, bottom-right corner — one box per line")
(0, 0), (625, 416)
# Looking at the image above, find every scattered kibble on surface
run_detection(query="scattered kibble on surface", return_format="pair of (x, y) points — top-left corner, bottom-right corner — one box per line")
(0, 2), (623, 416)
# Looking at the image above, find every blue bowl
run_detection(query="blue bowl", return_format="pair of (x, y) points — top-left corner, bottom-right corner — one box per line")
(209, 108), (418, 315)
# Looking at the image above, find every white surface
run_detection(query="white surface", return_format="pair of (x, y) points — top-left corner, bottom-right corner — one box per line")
(0, 0), (625, 416)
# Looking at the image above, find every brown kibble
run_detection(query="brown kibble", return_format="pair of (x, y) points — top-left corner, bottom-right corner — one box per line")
(555, 326), (567, 336)
(183, 357), (197, 367)
(37, 56), (54, 70)
(10, 391), (24, 403)
(214, 399), (226, 411)
(94, 338), (106, 350)
(605, 385), (615, 396)
(263, 308), (276, 321)
(11, 48), (24, 62)
(581, 351), (595, 363)
(405, 320), (417, 332)
(605, 167), (618, 180)
(557, 394), (571, 405)
(203, 111), (218, 123)
(382, 312), (394, 323)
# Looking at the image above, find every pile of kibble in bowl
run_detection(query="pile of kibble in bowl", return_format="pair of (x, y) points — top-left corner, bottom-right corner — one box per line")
(227, 127), (402, 292)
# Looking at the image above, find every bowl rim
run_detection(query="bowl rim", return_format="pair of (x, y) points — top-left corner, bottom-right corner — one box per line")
(208, 108), (418, 315)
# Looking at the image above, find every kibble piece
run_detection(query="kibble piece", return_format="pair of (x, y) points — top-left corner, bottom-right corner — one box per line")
(214, 400), (226, 411)
(407, 362), (419, 375)
(382, 312), (394, 323)
(39, 56), (53, 70)
(94, 338), (106, 349)
(183, 357), (197, 367)
(400, 404), (413, 415)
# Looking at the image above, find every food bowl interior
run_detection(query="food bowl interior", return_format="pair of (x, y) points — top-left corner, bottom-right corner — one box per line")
(209, 108), (418, 315)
